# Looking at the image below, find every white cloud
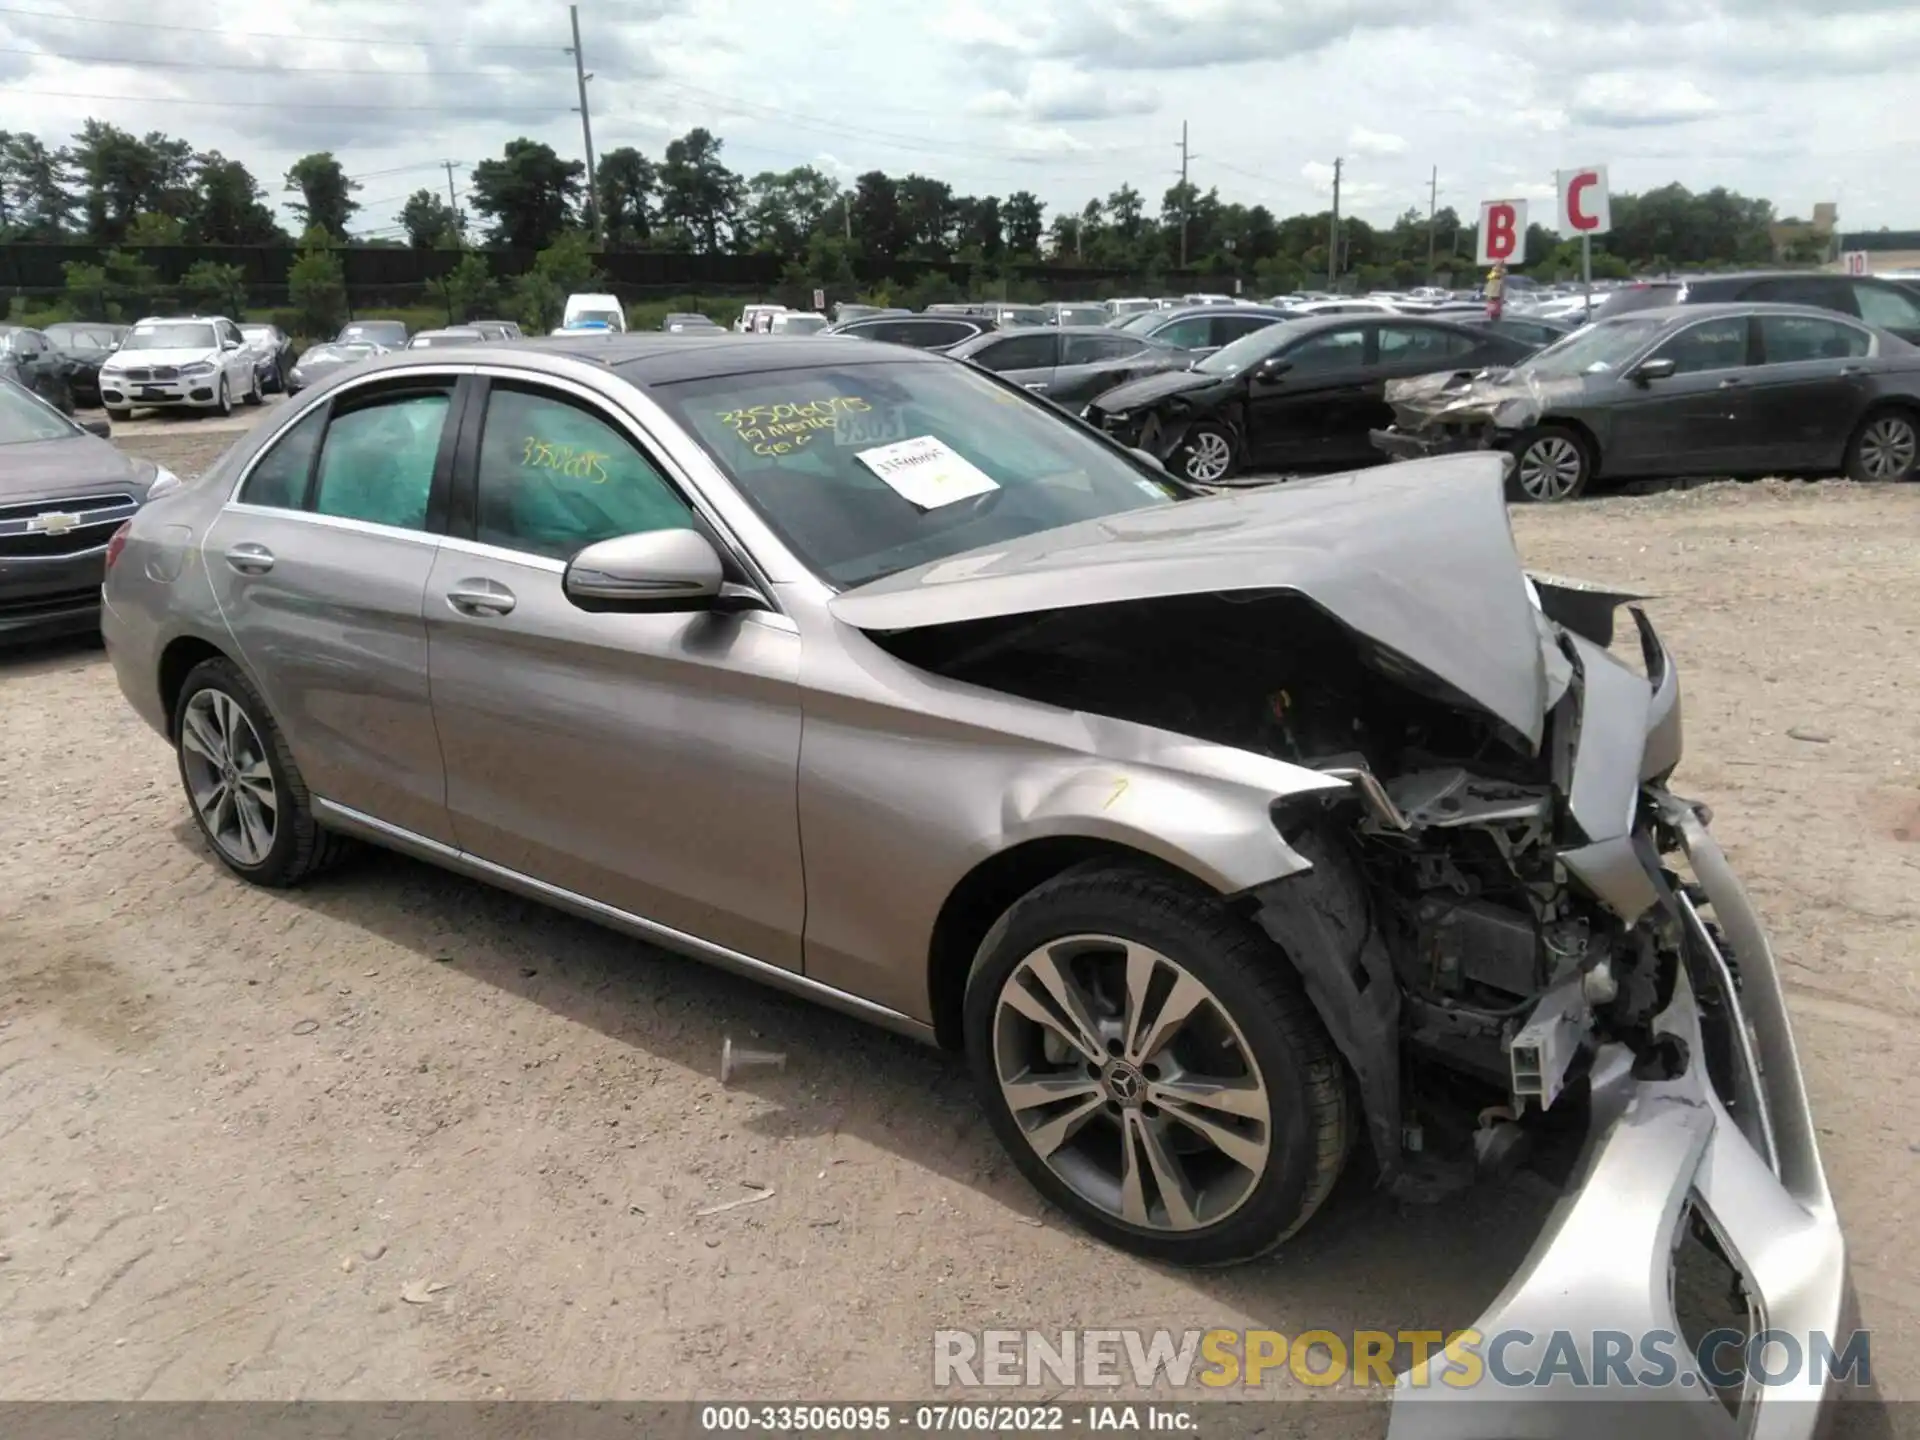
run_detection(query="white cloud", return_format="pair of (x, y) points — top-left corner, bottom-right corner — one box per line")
(1569, 74), (1719, 128)
(1347, 126), (1407, 157)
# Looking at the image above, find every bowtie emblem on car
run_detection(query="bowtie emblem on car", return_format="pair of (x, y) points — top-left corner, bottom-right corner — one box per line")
(26, 511), (83, 536)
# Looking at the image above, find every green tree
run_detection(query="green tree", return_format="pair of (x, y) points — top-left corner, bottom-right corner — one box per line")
(848, 171), (904, 257)
(284, 152), (361, 240)
(432, 251), (499, 323)
(470, 138), (583, 250)
(596, 146), (657, 248)
(69, 121), (195, 241)
(658, 128), (743, 253)
(743, 165), (841, 255)
(1003, 190), (1044, 257)
(288, 225), (348, 337)
(896, 174), (956, 259)
(125, 211), (184, 245)
(2, 133), (75, 238)
(511, 230), (602, 332)
(192, 152), (280, 244)
(178, 258), (247, 315)
(399, 189), (461, 248)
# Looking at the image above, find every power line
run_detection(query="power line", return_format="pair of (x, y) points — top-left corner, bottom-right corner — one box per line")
(8, 87), (573, 115)
(0, 43), (561, 77)
(0, 4), (563, 50)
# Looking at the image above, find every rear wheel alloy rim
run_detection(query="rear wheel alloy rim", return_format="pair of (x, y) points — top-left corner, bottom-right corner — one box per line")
(993, 936), (1272, 1232)
(1859, 417), (1918, 479)
(1518, 436), (1583, 500)
(1183, 431), (1232, 482)
(180, 690), (277, 866)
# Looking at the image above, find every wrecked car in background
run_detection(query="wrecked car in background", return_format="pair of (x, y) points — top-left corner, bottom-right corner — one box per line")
(1374, 301), (1920, 501)
(102, 336), (1847, 1432)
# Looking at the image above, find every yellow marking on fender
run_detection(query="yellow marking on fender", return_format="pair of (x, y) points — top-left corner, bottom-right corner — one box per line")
(1104, 777), (1130, 810)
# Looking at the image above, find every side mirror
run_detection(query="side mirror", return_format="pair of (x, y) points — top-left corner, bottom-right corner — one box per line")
(1632, 357), (1677, 384)
(1256, 355), (1293, 379)
(80, 418), (112, 438)
(564, 530), (725, 613)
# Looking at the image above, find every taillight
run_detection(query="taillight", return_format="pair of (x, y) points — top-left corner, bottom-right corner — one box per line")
(104, 521), (132, 571)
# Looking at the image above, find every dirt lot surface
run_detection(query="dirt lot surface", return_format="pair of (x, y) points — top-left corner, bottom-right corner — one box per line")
(2, 454), (1917, 1421)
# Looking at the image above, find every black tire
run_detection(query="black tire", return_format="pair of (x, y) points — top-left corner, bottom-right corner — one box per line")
(1844, 407), (1919, 483)
(1172, 421), (1239, 484)
(215, 376), (232, 418)
(964, 864), (1349, 1267)
(173, 657), (352, 887)
(105, 406), (132, 423)
(243, 371), (263, 406)
(1504, 423), (1593, 502)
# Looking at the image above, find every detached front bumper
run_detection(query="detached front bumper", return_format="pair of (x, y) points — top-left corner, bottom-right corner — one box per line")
(1390, 796), (1851, 1439)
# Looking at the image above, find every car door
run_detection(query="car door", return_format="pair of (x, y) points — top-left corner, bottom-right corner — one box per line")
(1746, 314), (1875, 469)
(1366, 323), (1490, 464)
(967, 331), (1061, 396)
(11, 330), (63, 406)
(1606, 314), (1758, 475)
(424, 374), (806, 971)
(215, 320), (248, 392)
(203, 374), (463, 844)
(1242, 324), (1373, 468)
(1055, 332), (1165, 405)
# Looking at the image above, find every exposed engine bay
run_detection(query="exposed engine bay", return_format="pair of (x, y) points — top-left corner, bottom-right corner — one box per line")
(874, 585), (1725, 1186)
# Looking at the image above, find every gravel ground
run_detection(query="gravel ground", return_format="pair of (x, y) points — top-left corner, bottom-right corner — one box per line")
(1, 447), (1916, 1420)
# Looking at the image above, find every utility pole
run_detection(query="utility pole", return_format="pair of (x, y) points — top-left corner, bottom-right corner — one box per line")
(566, 5), (600, 241)
(844, 191), (852, 242)
(1425, 165), (1438, 282)
(1328, 157), (1342, 287)
(443, 160), (462, 239)
(1176, 121), (1193, 269)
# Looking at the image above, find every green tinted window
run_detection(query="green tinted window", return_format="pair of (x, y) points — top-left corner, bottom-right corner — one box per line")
(311, 392), (450, 530)
(239, 404), (327, 508)
(475, 386), (692, 560)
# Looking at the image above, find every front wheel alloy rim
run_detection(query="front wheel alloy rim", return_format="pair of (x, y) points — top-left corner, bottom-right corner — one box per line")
(180, 690), (277, 865)
(1518, 436), (1583, 500)
(1859, 417), (1918, 479)
(993, 936), (1272, 1232)
(1183, 430), (1232, 482)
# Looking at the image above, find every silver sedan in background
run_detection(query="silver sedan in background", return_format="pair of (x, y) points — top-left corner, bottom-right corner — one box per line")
(98, 335), (1850, 1434)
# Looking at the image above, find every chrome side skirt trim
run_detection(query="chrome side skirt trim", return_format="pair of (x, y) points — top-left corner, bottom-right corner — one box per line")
(312, 797), (936, 1043)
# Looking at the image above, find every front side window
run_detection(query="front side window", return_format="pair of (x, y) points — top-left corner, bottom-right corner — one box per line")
(1758, 315), (1872, 364)
(474, 385), (694, 561)
(1377, 324), (1477, 363)
(311, 389), (452, 531)
(1281, 327), (1369, 374)
(1151, 316), (1213, 350)
(972, 333), (1058, 372)
(1653, 317), (1750, 374)
(238, 405), (328, 508)
(652, 359), (1179, 590)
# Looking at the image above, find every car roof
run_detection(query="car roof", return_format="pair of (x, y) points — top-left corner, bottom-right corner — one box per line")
(1147, 305), (1292, 322)
(330, 333), (946, 388)
(1596, 300), (1876, 323)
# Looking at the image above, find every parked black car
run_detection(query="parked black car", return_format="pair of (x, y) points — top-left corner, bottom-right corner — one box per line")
(1110, 304), (1295, 360)
(0, 326), (77, 414)
(1592, 271), (1920, 345)
(0, 377), (173, 641)
(239, 323), (297, 394)
(1372, 303), (1920, 501)
(825, 313), (996, 351)
(41, 322), (126, 408)
(947, 325), (1194, 407)
(1088, 314), (1533, 483)
(285, 340), (386, 394)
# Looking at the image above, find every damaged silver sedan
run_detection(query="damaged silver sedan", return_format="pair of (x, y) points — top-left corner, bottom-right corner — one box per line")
(101, 337), (1846, 1431)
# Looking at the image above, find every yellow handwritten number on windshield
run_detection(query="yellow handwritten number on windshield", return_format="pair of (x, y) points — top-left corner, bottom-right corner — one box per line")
(521, 437), (611, 484)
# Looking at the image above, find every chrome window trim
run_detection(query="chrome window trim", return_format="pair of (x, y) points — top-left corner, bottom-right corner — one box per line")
(219, 501), (443, 549)
(435, 533), (566, 573)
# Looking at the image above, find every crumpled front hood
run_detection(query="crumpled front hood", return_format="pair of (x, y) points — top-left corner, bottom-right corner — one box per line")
(831, 453), (1552, 747)
(1087, 367), (1221, 412)
(1385, 367), (1592, 431)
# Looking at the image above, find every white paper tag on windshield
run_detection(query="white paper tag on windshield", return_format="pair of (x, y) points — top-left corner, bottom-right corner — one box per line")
(855, 435), (999, 509)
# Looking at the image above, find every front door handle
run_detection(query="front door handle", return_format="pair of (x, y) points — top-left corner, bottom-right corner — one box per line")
(1024, 381), (1049, 391)
(1717, 376), (1745, 388)
(445, 580), (516, 617)
(223, 542), (274, 575)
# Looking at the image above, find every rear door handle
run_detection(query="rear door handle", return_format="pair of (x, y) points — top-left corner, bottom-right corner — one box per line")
(1717, 376), (1745, 388)
(1840, 364), (1866, 376)
(1023, 381), (1049, 392)
(223, 542), (274, 575)
(445, 580), (516, 617)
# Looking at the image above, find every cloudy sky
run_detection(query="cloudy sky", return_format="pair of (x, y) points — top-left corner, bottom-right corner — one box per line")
(2, 0), (1915, 238)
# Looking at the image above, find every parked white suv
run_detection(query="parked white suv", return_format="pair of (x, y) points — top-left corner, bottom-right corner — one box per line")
(99, 315), (261, 420)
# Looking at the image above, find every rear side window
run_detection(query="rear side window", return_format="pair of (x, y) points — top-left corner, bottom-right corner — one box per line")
(1852, 281), (1920, 332)
(238, 404), (328, 509)
(1758, 315), (1871, 364)
(312, 390), (452, 531)
(474, 385), (694, 561)
(1152, 315), (1213, 349)
(1064, 333), (1144, 365)
(1211, 314), (1279, 346)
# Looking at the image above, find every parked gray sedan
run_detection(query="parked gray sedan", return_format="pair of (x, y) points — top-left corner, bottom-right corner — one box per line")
(946, 324), (1193, 407)
(99, 335), (1847, 1430)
